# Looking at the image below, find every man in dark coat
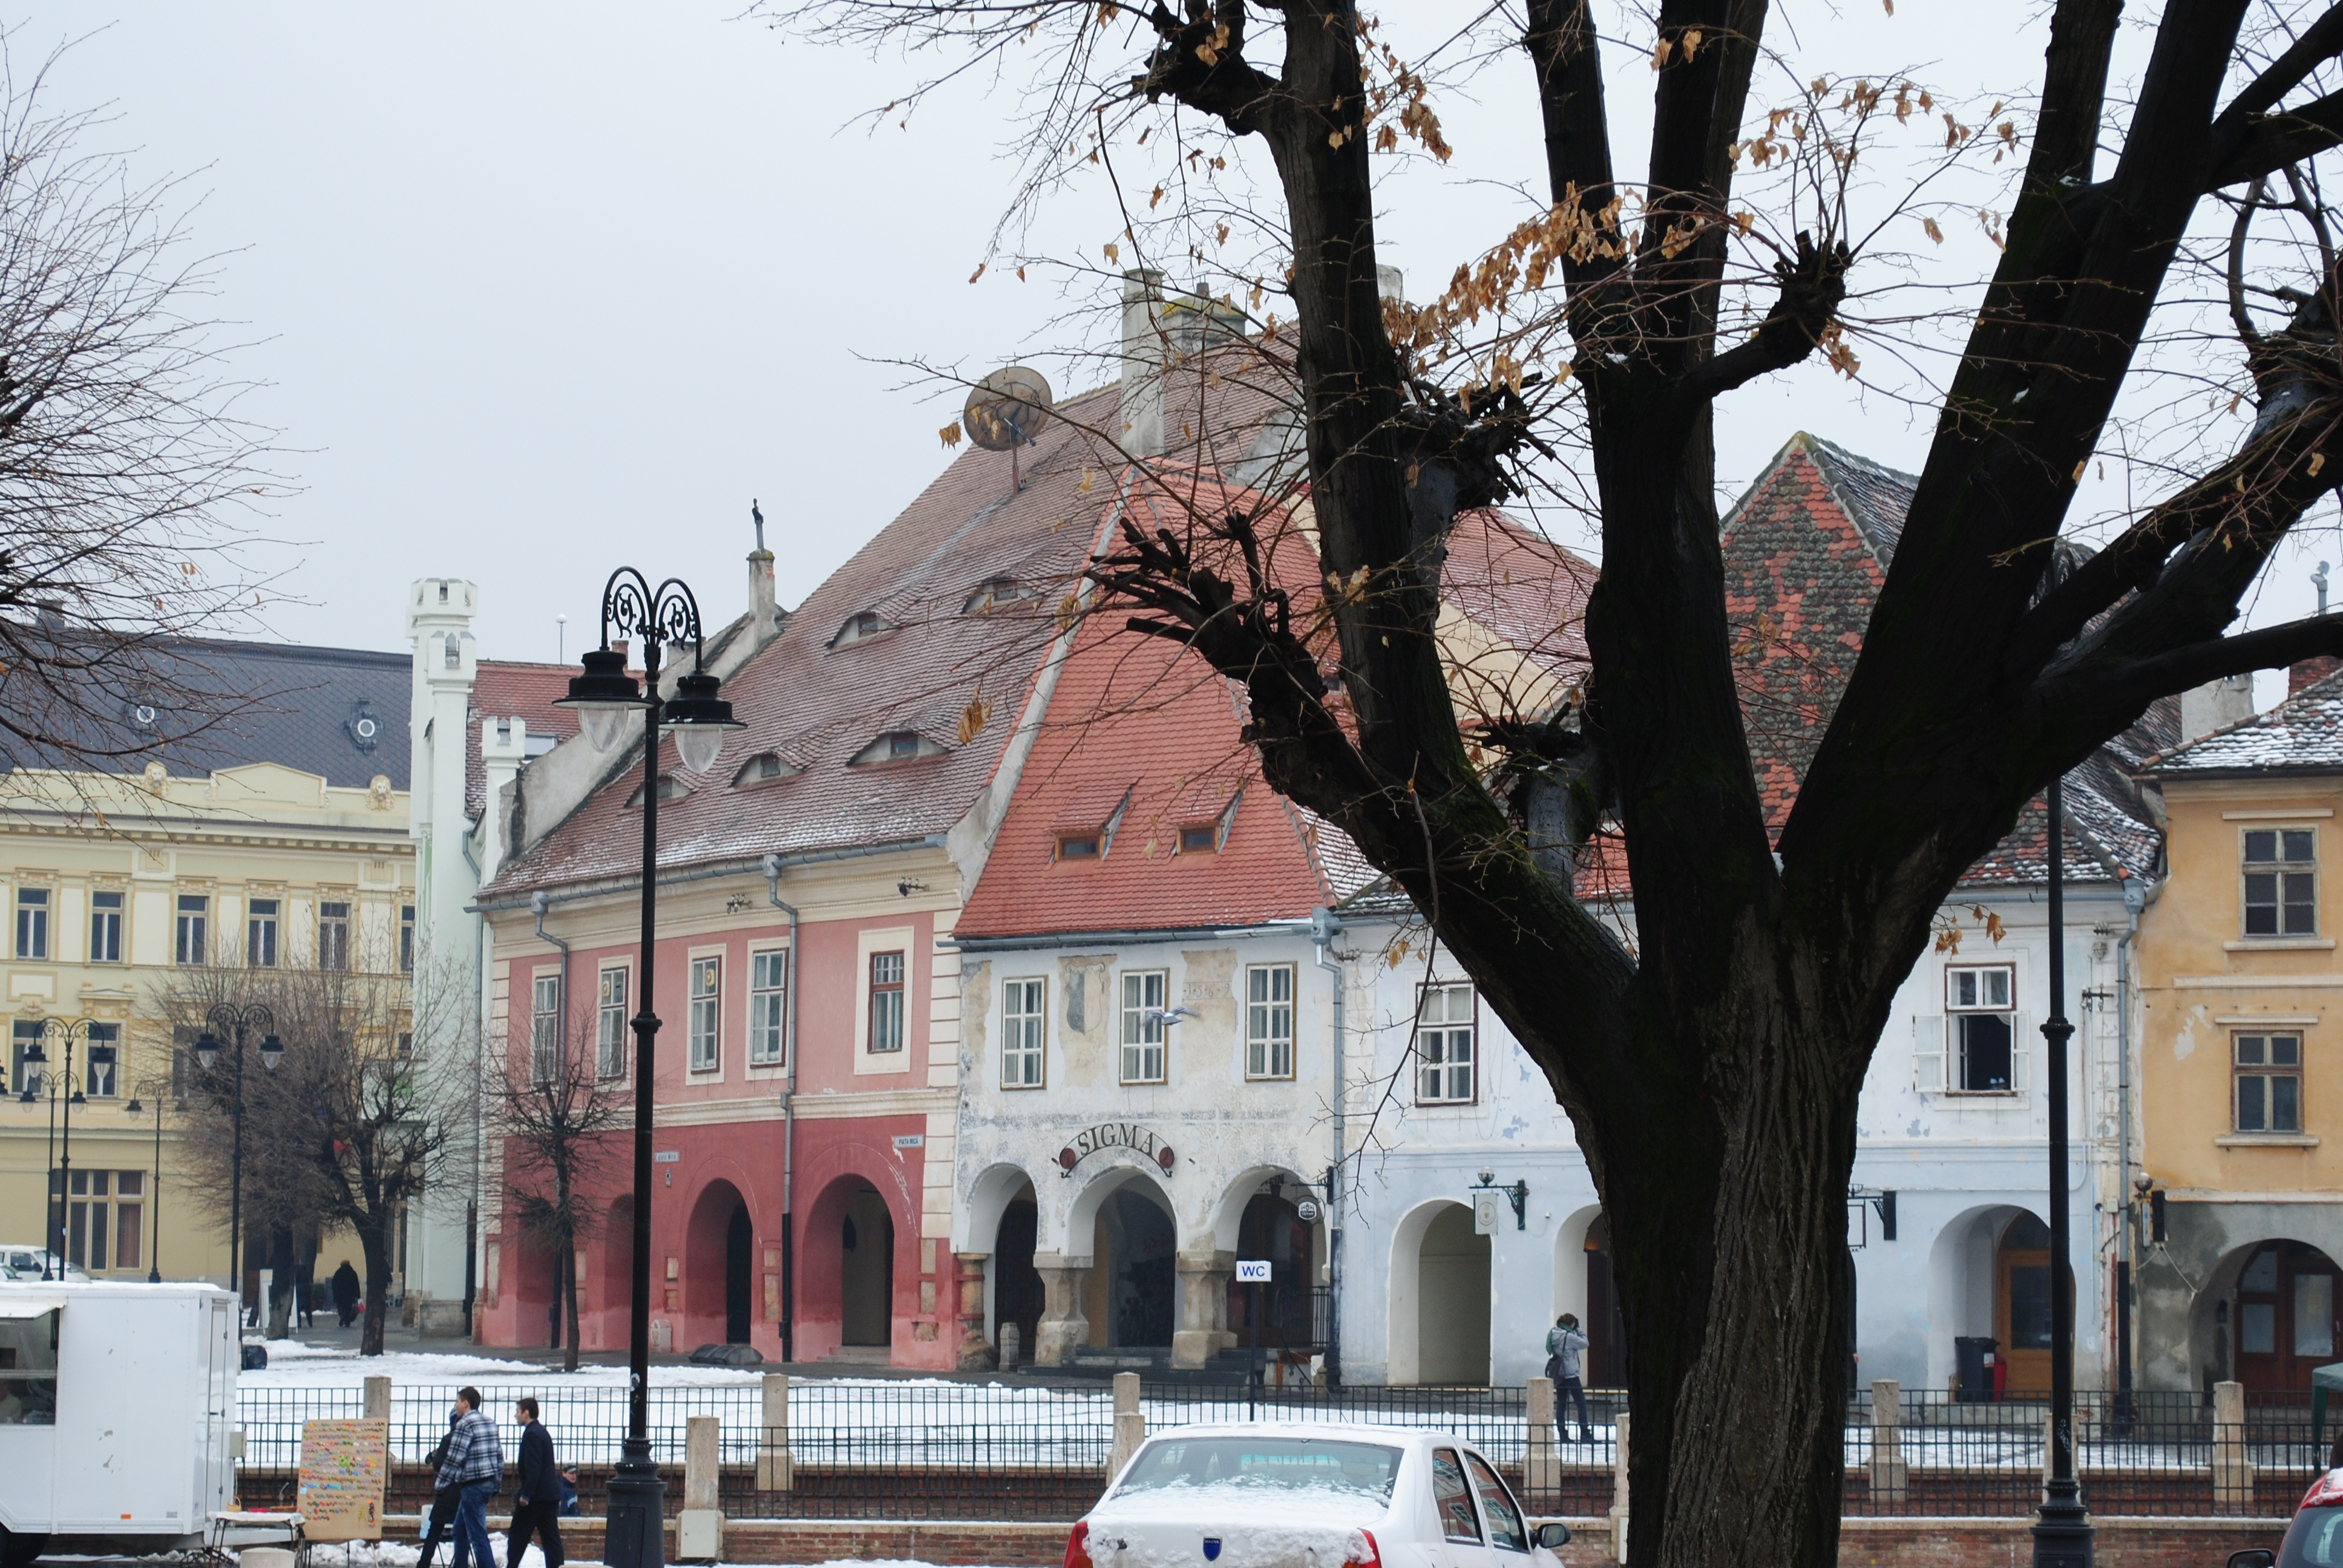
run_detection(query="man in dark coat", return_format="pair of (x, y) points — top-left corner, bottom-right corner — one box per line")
(330, 1261), (361, 1327)
(415, 1403), (464, 1568)
(506, 1396), (566, 1568)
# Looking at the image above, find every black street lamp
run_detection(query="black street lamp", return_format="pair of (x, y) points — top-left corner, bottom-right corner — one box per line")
(2033, 776), (2093, 1567)
(21, 1017), (102, 1279)
(194, 1002), (283, 1321)
(125, 1080), (169, 1282)
(556, 569), (741, 1568)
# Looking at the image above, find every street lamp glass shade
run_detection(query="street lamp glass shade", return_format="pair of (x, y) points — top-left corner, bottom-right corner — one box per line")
(18, 1039), (43, 1066)
(125, 1098), (142, 1115)
(259, 1033), (284, 1070)
(194, 1031), (219, 1071)
(557, 647), (643, 754)
(664, 669), (742, 775)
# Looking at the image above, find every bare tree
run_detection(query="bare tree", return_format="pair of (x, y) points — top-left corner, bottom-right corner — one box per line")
(160, 946), (459, 1355)
(493, 1017), (624, 1372)
(782, 2), (2343, 1561)
(0, 37), (281, 778)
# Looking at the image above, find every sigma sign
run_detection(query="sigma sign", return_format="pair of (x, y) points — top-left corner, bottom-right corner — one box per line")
(1057, 1122), (1177, 1177)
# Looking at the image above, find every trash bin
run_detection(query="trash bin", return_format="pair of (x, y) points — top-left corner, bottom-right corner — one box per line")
(1955, 1336), (1997, 1403)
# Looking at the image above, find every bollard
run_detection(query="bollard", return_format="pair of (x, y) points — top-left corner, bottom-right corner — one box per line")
(363, 1375), (392, 1423)
(678, 1415), (724, 1560)
(999, 1322), (1021, 1370)
(1525, 1377), (1560, 1504)
(756, 1373), (793, 1492)
(2214, 1380), (2255, 1512)
(1608, 1411), (1630, 1565)
(1107, 1371), (1146, 1481)
(1867, 1379), (1909, 1505)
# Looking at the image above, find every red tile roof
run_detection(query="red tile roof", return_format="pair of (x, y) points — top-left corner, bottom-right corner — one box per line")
(466, 661), (579, 818)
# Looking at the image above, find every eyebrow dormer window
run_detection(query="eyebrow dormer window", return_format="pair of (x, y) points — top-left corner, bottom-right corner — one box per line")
(626, 776), (689, 808)
(963, 578), (1037, 616)
(831, 610), (891, 648)
(733, 753), (801, 786)
(848, 730), (942, 766)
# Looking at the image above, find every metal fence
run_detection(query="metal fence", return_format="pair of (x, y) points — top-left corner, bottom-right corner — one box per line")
(234, 1377), (2323, 1522)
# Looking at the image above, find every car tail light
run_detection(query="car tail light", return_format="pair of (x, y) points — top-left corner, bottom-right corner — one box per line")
(1065, 1520), (1093, 1568)
(2304, 1470), (2343, 1510)
(1342, 1530), (1381, 1568)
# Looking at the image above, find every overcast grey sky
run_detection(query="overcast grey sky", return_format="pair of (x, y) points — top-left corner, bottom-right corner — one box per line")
(25, 2), (2335, 707)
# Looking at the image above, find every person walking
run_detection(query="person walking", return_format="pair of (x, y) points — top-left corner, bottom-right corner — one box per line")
(1545, 1313), (1593, 1443)
(434, 1386), (504, 1568)
(416, 1404), (464, 1568)
(506, 1397), (566, 1568)
(330, 1261), (361, 1328)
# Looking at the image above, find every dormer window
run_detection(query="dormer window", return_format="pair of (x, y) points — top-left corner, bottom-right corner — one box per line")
(733, 752), (802, 786)
(1179, 826), (1218, 854)
(831, 610), (893, 648)
(1053, 784), (1132, 862)
(1173, 788), (1242, 854)
(1058, 834), (1102, 860)
(626, 776), (689, 808)
(848, 730), (943, 766)
(963, 578), (1038, 616)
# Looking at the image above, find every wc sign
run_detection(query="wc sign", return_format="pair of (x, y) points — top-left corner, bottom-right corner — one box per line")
(1234, 1259), (1272, 1284)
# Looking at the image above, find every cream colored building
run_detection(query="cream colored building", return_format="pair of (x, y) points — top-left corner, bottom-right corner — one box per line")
(0, 638), (412, 1296)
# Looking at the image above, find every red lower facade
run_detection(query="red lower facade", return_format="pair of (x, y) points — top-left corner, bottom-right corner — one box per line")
(476, 1112), (963, 1370)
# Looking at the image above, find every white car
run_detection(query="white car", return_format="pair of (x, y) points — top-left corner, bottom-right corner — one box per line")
(0, 1247), (88, 1284)
(1070, 1422), (1570, 1568)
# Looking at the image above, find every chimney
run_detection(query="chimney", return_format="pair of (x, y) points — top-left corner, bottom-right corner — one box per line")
(1121, 269), (1166, 460)
(2180, 674), (2256, 742)
(477, 716), (529, 884)
(2296, 561), (2338, 695)
(748, 547), (779, 646)
(1377, 265), (1405, 304)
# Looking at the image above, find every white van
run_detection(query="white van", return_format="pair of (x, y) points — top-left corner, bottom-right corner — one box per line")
(0, 1282), (238, 1566)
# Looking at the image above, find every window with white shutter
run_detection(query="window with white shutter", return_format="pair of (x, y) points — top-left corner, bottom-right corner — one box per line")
(1913, 1014), (1946, 1093)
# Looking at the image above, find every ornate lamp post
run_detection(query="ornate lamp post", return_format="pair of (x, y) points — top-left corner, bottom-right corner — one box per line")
(556, 569), (741, 1568)
(125, 1080), (169, 1282)
(194, 1003), (283, 1319)
(21, 1017), (102, 1279)
(2033, 776), (2093, 1567)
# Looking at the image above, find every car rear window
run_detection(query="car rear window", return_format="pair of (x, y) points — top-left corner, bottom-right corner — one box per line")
(1116, 1437), (1403, 1500)
(2289, 1508), (2343, 1567)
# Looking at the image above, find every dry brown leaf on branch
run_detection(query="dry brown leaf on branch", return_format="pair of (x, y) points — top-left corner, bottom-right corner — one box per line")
(939, 423), (962, 448)
(968, 263), (986, 284)
(957, 693), (994, 745)
(1921, 217), (1944, 244)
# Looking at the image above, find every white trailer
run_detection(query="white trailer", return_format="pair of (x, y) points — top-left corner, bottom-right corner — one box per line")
(0, 1281), (238, 1565)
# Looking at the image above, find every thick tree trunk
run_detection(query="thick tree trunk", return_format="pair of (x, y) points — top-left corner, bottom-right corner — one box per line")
(266, 1226), (295, 1341)
(563, 1240), (582, 1373)
(358, 1217), (393, 1357)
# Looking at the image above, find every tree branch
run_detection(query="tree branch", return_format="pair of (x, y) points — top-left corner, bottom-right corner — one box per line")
(2209, 87), (2343, 189)
(2218, 4), (2343, 129)
(1671, 229), (1850, 408)
(2056, 612), (2343, 716)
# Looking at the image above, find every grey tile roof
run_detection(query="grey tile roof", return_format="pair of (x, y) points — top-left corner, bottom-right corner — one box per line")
(2, 633), (411, 789)
(2142, 668), (2343, 776)
(1803, 433), (1916, 569)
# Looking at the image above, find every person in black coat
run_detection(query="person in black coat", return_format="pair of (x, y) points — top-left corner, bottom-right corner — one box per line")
(507, 1397), (566, 1568)
(330, 1261), (361, 1327)
(416, 1404), (464, 1568)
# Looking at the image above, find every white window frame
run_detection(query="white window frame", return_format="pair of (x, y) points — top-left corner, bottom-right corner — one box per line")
(1245, 963), (1296, 1080)
(15, 887), (48, 961)
(1416, 982), (1477, 1105)
(1120, 970), (1168, 1085)
(688, 954), (723, 1074)
(246, 898), (280, 969)
(174, 894), (208, 966)
(316, 901), (352, 972)
(868, 950), (906, 1053)
(749, 948), (788, 1067)
(853, 926), (917, 1073)
(596, 964), (631, 1080)
(1932, 962), (2026, 1096)
(1003, 977), (1046, 1089)
(2243, 826), (2319, 939)
(531, 972), (562, 1083)
(89, 890), (123, 964)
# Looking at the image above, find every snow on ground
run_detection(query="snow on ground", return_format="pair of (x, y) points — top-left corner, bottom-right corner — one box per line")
(245, 1341), (767, 1390)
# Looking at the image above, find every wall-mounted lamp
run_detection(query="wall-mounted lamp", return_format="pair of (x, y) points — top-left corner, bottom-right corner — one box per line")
(1469, 1171), (1527, 1232)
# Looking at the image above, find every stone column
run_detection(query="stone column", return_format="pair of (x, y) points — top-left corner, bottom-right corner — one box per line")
(679, 1415), (724, 1560)
(955, 1252), (992, 1370)
(362, 1375), (391, 1423)
(755, 1372), (792, 1493)
(1607, 1411), (1630, 1565)
(1525, 1377), (1560, 1503)
(2213, 1379), (2254, 1512)
(1107, 1370), (1147, 1480)
(1033, 1251), (1091, 1367)
(1866, 1379), (1908, 1505)
(1171, 1249), (1234, 1369)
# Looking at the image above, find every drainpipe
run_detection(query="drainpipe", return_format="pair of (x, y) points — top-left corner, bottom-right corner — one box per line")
(1311, 906), (1345, 1386)
(460, 835), (488, 1336)
(764, 853), (801, 1364)
(533, 890), (572, 1024)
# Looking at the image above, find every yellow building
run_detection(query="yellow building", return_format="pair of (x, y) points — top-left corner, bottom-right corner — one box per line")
(2137, 667), (2343, 1392)
(0, 638), (412, 1298)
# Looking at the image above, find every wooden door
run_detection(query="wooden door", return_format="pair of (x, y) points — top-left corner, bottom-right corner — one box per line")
(1995, 1213), (2053, 1395)
(2235, 1241), (2343, 1391)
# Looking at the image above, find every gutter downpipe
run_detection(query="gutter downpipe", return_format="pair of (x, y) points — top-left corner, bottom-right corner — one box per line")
(765, 854), (800, 1365)
(460, 834), (488, 1337)
(2115, 871), (2154, 1428)
(1312, 906), (1345, 1387)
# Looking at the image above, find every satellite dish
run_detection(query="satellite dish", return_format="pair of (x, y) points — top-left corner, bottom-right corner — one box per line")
(962, 367), (1055, 452)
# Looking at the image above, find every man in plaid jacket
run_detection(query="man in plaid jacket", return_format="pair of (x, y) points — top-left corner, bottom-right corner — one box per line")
(434, 1387), (505, 1568)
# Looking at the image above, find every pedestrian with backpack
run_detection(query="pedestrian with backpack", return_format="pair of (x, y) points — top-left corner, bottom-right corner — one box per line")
(1545, 1313), (1593, 1443)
